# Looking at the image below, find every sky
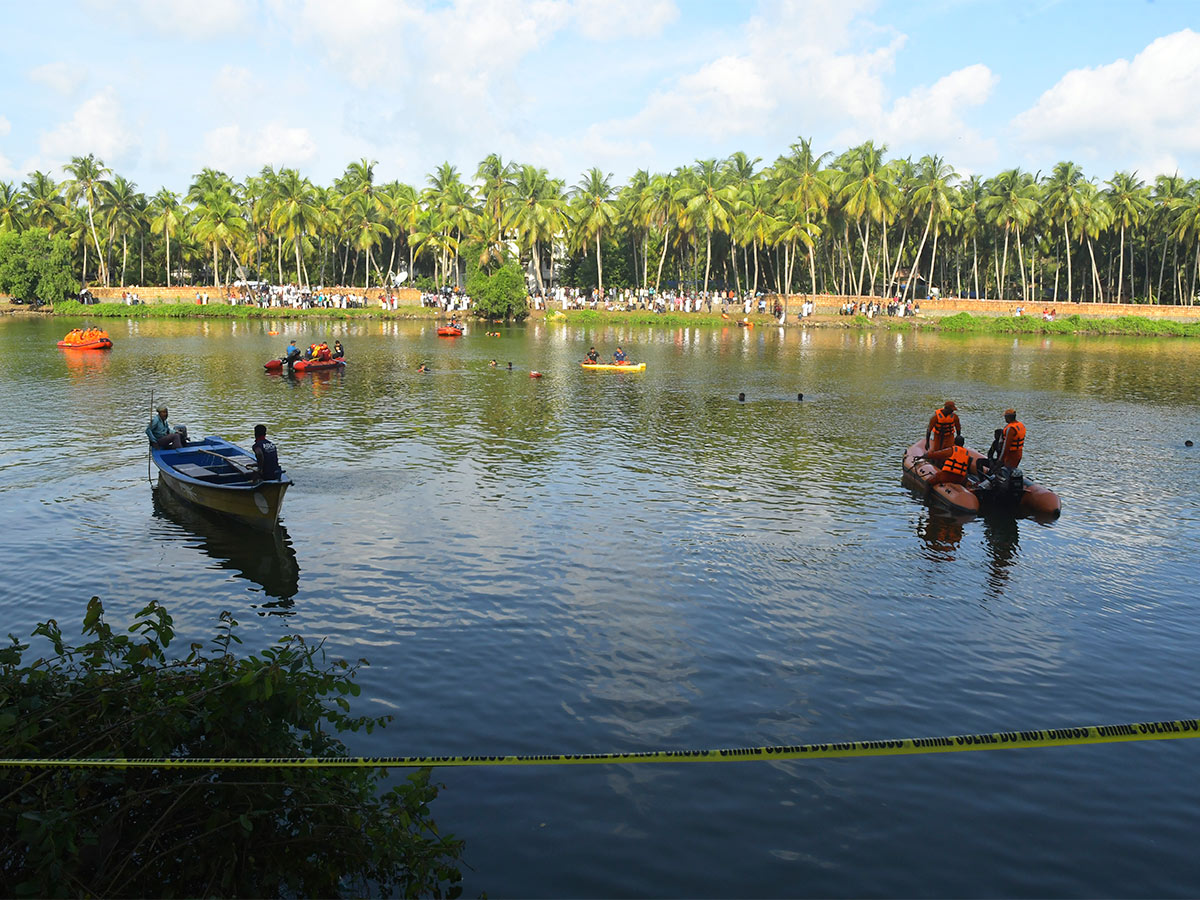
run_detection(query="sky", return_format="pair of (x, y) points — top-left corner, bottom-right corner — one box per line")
(2, 0), (1200, 194)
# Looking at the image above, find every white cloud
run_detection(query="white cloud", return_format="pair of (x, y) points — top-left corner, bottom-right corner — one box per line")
(201, 122), (318, 175)
(1013, 29), (1200, 174)
(875, 64), (999, 169)
(29, 62), (87, 96)
(40, 89), (139, 167)
(0, 115), (11, 137)
(84, 0), (249, 38)
(572, 0), (677, 40)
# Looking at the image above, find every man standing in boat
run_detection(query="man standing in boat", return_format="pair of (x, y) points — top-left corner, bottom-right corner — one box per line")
(252, 425), (282, 480)
(999, 408), (1025, 469)
(925, 400), (961, 454)
(146, 406), (184, 450)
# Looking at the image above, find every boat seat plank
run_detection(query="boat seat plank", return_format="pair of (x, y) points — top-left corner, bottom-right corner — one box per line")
(174, 463), (216, 478)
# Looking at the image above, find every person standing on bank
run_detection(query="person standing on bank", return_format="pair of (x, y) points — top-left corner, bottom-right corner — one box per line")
(925, 400), (961, 454)
(146, 406), (184, 450)
(252, 424), (282, 480)
(999, 408), (1025, 469)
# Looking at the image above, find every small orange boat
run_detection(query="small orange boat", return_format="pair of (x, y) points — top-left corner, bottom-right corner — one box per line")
(437, 326), (464, 337)
(901, 439), (1060, 519)
(58, 328), (112, 350)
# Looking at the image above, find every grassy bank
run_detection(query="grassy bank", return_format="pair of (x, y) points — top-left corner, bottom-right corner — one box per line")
(50, 300), (441, 320)
(935, 312), (1200, 337)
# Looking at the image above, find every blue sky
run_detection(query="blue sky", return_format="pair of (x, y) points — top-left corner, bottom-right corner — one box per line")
(2, 0), (1199, 193)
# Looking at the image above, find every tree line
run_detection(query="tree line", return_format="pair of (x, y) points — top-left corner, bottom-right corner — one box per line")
(2, 141), (1200, 304)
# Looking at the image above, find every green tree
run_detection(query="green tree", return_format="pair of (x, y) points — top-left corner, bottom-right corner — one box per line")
(149, 189), (184, 287)
(0, 181), (26, 234)
(1105, 171), (1150, 302)
(678, 158), (737, 293)
(466, 259), (529, 321)
(64, 154), (111, 286)
(0, 227), (80, 304)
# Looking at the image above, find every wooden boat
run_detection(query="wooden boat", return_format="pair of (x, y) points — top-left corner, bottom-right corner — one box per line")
(580, 362), (646, 372)
(437, 326), (464, 337)
(263, 357), (345, 372)
(151, 436), (291, 530)
(901, 439), (1060, 518)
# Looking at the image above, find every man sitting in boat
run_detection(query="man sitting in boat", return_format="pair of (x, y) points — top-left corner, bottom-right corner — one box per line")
(925, 400), (961, 454)
(585, 346), (599, 363)
(64, 329), (82, 343)
(928, 436), (970, 486)
(332, 341), (344, 359)
(252, 424), (282, 480)
(317, 342), (332, 362)
(613, 347), (627, 364)
(146, 405), (184, 450)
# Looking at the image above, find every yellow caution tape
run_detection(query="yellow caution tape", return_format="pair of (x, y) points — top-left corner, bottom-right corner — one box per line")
(1, 718), (1197, 769)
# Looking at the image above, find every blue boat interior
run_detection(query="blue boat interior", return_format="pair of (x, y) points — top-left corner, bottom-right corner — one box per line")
(159, 441), (260, 486)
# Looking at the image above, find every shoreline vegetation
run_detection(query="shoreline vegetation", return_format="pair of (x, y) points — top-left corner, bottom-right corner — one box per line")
(31, 299), (1200, 337)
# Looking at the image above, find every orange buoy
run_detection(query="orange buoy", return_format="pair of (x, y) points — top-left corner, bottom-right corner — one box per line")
(268, 331), (279, 335)
(530, 371), (543, 378)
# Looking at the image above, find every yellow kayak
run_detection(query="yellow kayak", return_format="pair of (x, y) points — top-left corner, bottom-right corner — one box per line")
(581, 362), (646, 372)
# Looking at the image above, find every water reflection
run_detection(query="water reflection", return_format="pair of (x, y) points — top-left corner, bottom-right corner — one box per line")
(981, 513), (1021, 596)
(915, 508), (970, 558)
(151, 485), (300, 612)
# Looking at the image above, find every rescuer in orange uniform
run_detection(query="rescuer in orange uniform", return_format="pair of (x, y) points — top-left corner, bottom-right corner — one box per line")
(929, 435), (970, 486)
(925, 400), (961, 454)
(999, 408), (1025, 468)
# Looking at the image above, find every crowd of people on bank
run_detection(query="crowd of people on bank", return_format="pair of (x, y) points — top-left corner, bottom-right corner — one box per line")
(839, 298), (921, 318)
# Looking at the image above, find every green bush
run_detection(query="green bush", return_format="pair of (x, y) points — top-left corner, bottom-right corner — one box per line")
(0, 599), (464, 898)
(466, 262), (529, 322)
(0, 228), (79, 305)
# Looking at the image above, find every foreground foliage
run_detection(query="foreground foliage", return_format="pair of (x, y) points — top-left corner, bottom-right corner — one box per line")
(936, 311), (1200, 337)
(0, 599), (464, 898)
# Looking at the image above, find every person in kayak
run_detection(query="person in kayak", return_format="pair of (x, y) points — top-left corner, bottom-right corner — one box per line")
(332, 341), (344, 359)
(999, 408), (1025, 468)
(929, 436), (970, 486)
(146, 405), (184, 450)
(613, 347), (627, 364)
(925, 400), (961, 454)
(585, 346), (600, 363)
(252, 424), (282, 480)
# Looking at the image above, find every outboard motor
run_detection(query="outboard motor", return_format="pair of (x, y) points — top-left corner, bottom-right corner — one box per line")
(992, 465), (1024, 500)
(175, 425), (188, 445)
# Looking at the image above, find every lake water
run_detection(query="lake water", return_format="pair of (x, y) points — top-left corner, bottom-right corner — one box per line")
(3, 314), (1200, 897)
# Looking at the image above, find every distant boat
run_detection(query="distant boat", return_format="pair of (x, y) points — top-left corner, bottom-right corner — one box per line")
(151, 436), (291, 530)
(580, 362), (646, 372)
(437, 325), (464, 336)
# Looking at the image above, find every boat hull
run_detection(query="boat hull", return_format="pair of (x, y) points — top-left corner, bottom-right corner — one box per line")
(437, 327), (464, 337)
(152, 436), (291, 530)
(580, 362), (646, 372)
(902, 439), (1060, 519)
(264, 358), (345, 372)
(58, 340), (112, 350)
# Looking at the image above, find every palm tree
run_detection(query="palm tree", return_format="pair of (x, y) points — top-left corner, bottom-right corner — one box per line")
(1170, 184), (1200, 306)
(836, 141), (892, 296)
(506, 165), (566, 294)
(903, 155), (957, 303)
(1042, 161), (1085, 302)
(570, 168), (618, 295)
(22, 171), (67, 233)
(99, 175), (140, 286)
(1074, 182), (1113, 302)
(678, 159), (738, 293)
(777, 138), (833, 301)
(148, 190), (184, 287)
(1151, 173), (1188, 303)
(271, 169), (317, 288)
(63, 155), (111, 285)
(0, 182), (26, 233)
(342, 191), (388, 288)
(475, 153), (515, 247)
(1105, 171), (1150, 303)
(191, 190), (247, 288)
(983, 169), (1038, 301)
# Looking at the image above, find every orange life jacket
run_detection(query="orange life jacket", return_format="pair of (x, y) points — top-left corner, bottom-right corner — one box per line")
(1002, 421), (1026, 467)
(941, 445), (970, 478)
(933, 409), (958, 438)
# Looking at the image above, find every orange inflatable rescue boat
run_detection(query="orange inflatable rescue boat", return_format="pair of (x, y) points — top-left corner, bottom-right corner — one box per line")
(58, 328), (113, 350)
(902, 439), (1060, 519)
